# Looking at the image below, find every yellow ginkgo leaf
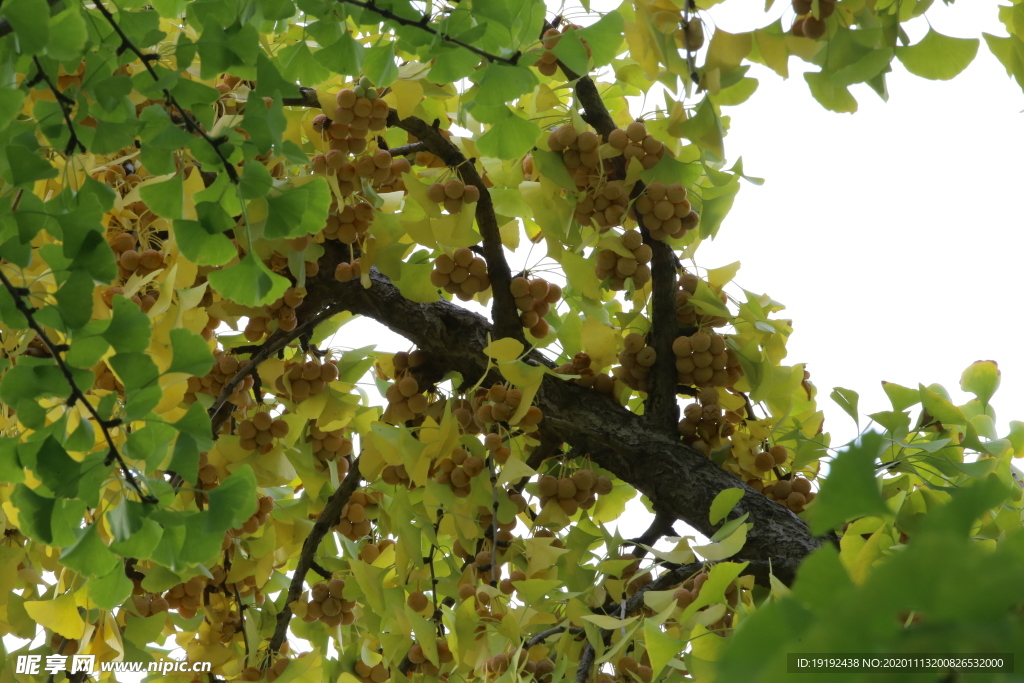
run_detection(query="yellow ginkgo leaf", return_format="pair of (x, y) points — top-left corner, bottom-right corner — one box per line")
(483, 337), (525, 362)
(24, 593), (86, 639)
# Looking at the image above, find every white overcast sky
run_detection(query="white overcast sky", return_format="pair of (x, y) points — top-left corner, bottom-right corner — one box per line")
(586, 0), (1024, 446)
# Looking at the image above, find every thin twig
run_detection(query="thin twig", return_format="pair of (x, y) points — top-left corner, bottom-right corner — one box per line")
(487, 453), (500, 587)
(209, 304), (345, 436)
(0, 269), (155, 503)
(92, 0), (239, 182)
(232, 583), (251, 662)
(29, 57), (86, 156)
(340, 0), (521, 65)
(524, 625), (583, 649)
(310, 561), (333, 580)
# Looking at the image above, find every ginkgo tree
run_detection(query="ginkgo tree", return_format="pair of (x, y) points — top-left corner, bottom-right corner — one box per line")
(1, 0), (1024, 681)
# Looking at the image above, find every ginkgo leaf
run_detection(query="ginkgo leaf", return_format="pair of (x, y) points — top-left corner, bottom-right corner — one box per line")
(896, 29), (979, 80)
(24, 593), (86, 639)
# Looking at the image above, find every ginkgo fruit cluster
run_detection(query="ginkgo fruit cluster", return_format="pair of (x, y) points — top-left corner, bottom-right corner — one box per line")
(791, 0), (833, 39)
(613, 332), (657, 393)
(611, 120), (667, 170)
(510, 275), (561, 337)
(753, 444), (790, 473)
(631, 180), (699, 240)
(574, 179), (629, 230)
(274, 357), (339, 402)
(761, 476), (815, 513)
(536, 469), (613, 516)
(185, 350), (255, 408)
(231, 494), (275, 536)
(432, 446), (484, 498)
(307, 422), (353, 471)
(472, 383), (544, 431)
(334, 257), (363, 283)
(548, 125), (612, 193)
(383, 350), (429, 423)
(676, 271), (728, 328)
(672, 330), (743, 388)
(407, 641), (454, 676)
(304, 578), (356, 626)
(431, 247), (492, 301)
(678, 387), (737, 455)
(353, 659), (390, 683)
(261, 285), (305, 334)
(427, 177), (481, 214)
(333, 490), (378, 540)
(536, 24), (587, 76)
(595, 229), (653, 290)
(555, 352), (616, 397)
(322, 200), (375, 244)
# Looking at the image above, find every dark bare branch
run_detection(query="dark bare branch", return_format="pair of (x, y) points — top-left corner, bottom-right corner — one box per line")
(269, 456), (362, 653)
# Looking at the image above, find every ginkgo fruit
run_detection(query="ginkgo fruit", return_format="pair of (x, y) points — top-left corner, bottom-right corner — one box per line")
(631, 181), (699, 240)
(406, 591), (430, 612)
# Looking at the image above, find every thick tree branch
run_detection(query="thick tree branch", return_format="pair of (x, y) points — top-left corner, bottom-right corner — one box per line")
(634, 197), (680, 434)
(0, 269), (155, 503)
(269, 456), (362, 653)
(339, 0), (521, 66)
(300, 247), (825, 587)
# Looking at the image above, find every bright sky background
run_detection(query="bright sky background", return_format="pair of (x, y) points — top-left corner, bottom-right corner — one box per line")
(692, 0), (1024, 448)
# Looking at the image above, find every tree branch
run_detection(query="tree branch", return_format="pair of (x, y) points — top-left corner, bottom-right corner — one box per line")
(300, 249), (825, 587)
(339, 0), (521, 66)
(525, 625), (583, 649)
(623, 511), (677, 559)
(269, 456), (362, 653)
(93, 1), (239, 182)
(30, 57), (86, 156)
(276, 87), (524, 345)
(385, 141), (429, 157)
(0, 269), (155, 503)
(631, 193), (680, 433)
(208, 305), (346, 436)
(384, 111), (524, 343)
(571, 77), (680, 433)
